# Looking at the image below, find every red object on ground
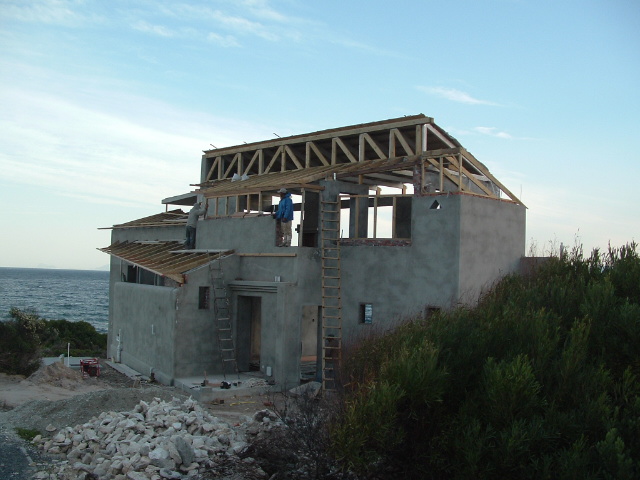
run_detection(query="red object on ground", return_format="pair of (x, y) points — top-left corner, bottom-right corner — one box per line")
(80, 358), (100, 378)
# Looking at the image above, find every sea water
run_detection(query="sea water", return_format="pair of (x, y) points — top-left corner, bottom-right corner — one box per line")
(0, 267), (109, 333)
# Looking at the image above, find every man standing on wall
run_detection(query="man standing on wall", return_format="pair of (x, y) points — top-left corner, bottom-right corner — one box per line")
(185, 201), (206, 249)
(274, 188), (293, 247)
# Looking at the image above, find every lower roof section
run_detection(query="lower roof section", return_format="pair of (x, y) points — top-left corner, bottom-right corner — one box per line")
(101, 209), (188, 231)
(98, 240), (233, 284)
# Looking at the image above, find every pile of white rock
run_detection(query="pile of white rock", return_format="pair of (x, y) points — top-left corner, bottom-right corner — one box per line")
(31, 397), (275, 480)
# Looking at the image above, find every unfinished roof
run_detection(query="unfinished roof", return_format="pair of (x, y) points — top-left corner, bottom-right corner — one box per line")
(103, 209), (188, 230)
(197, 115), (522, 204)
(98, 240), (232, 284)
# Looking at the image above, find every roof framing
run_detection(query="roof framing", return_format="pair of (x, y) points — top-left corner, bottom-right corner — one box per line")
(196, 114), (523, 205)
(101, 209), (188, 231)
(201, 115), (438, 182)
(98, 240), (233, 284)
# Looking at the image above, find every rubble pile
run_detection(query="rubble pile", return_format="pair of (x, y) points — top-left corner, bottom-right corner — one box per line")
(27, 361), (85, 390)
(32, 396), (278, 479)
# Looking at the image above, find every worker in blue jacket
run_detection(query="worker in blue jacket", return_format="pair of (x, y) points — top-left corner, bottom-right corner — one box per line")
(274, 188), (294, 246)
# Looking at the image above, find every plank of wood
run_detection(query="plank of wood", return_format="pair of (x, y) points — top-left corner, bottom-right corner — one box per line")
(237, 253), (297, 257)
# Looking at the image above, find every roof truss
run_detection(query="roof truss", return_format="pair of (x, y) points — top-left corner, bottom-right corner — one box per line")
(98, 241), (233, 284)
(196, 115), (522, 205)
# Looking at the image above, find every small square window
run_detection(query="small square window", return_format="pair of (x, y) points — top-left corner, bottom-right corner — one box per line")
(360, 303), (373, 324)
(199, 287), (210, 309)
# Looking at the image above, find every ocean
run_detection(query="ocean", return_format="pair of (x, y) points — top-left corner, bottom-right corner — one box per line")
(0, 267), (109, 333)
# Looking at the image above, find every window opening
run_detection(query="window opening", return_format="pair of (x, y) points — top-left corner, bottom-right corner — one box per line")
(343, 193), (412, 240)
(126, 265), (138, 283)
(198, 287), (210, 309)
(360, 303), (373, 324)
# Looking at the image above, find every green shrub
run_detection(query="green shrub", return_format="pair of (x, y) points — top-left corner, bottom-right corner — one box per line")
(332, 242), (640, 479)
(15, 427), (40, 441)
(0, 309), (107, 376)
(0, 309), (45, 375)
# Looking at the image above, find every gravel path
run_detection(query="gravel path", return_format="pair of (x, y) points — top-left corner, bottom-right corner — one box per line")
(0, 426), (50, 480)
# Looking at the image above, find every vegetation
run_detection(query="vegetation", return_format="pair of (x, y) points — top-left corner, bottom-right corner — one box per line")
(15, 427), (40, 441)
(244, 390), (342, 480)
(331, 242), (640, 479)
(0, 308), (107, 376)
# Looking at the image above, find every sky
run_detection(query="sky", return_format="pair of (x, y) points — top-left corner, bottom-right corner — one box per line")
(0, 0), (638, 270)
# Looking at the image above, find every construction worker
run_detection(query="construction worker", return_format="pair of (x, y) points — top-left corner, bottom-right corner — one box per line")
(185, 201), (206, 249)
(274, 188), (293, 246)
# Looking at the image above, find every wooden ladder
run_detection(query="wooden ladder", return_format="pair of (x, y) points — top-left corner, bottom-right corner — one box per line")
(320, 196), (342, 390)
(209, 257), (239, 381)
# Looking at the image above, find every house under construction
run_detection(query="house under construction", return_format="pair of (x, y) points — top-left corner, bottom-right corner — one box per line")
(100, 114), (526, 389)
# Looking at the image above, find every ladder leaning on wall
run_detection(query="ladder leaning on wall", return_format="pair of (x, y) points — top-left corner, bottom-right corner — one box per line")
(209, 256), (239, 381)
(320, 195), (342, 391)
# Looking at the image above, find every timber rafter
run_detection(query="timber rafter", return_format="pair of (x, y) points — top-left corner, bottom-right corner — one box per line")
(197, 115), (523, 205)
(98, 241), (233, 284)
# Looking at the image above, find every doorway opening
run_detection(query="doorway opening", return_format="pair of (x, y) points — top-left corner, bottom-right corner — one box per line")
(237, 296), (262, 372)
(300, 305), (321, 382)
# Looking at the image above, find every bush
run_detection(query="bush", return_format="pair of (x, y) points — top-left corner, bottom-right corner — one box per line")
(332, 242), (640, 479)
(244, 390), (347, 480)
(15, 427), (40, 441)
(0, 308), (107, 376)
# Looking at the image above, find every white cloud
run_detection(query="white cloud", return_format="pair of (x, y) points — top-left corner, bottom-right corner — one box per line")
(207, 32), (241, 47)
(0, 0), (93, 26)
(131, 20), (177, 38)
(417, 86), (499, 106)
(157, 3), (284, 42)
(474, 126), (513, 139)
(0, 62), (276, 210)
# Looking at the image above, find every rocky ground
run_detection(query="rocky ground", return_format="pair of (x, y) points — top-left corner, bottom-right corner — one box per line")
(0, 362), (287, 480)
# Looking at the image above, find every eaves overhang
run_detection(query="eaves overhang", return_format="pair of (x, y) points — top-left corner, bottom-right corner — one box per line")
(98, 240), (233, 284)
(100, 209), (188, 231)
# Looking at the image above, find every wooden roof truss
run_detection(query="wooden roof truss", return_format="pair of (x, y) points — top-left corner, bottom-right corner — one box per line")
(196, 115), (522, 205)
(98, 240), (233, 284)
(102, 209), (188, 230)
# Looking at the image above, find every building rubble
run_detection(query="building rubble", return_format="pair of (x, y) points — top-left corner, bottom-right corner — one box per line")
(31, 396), (280, 479)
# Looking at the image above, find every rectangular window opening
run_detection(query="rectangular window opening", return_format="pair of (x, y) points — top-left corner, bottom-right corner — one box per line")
(344, 193), (412, 240)
(360, 303), (373, 324)
(199, 286), (211, 309)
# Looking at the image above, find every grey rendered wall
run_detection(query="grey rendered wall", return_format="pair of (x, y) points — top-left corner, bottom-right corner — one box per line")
(225, 250), (321, 388)
(339, 194), (462, 342)
(196, 213), (323, 386)
(172, 266), (224, 378)
(196, 215), (280, 254)
(111, 282), (177, 384)
(105, 190), (524, 387)
(457, 196), (526, 303)
(228, 281), (301, 388)
(106, 225), (184, 384)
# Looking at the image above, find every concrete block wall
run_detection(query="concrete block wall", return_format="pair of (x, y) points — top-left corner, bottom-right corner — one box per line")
(457, 195), (526, 303)
(173, 266), (223, 378)
(105, 186), (525, 387)
(110, 282), (177, 384)
(339, 194), (461, 342)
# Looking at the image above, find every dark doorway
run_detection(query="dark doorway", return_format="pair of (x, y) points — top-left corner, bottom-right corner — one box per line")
(237, 296), (262, 371)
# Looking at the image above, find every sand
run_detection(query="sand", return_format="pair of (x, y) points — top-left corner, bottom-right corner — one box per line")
(0, 361), (110, 408)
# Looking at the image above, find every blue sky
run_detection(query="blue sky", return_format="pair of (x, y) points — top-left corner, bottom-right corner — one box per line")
(0, 0), (638, 270)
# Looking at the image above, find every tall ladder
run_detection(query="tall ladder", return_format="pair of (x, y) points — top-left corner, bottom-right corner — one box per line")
(320, 195), (342, 390)
(209, 257), (239, 381)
